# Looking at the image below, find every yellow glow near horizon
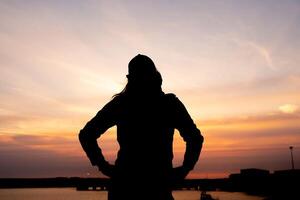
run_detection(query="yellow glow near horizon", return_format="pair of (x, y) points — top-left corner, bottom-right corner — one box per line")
(279, 104), (298, 114)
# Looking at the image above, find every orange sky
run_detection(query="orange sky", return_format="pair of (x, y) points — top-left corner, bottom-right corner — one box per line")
(0, 0), (300, 178)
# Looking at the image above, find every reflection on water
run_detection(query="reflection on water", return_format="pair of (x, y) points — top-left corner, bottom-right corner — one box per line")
(0, 188), (264, 200)
(174, 191), (264, 200)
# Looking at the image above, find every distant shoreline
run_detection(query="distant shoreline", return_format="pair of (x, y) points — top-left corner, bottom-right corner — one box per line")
(0, 177), (225, 190)
(1, 168), (298, 199)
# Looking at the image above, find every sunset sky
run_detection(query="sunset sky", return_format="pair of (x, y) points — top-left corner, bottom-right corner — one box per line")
(0, 0), (299, 178)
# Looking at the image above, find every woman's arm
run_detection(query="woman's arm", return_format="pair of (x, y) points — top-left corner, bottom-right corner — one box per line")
(172, 95), (204, 178)
(78, 98), (118, 177)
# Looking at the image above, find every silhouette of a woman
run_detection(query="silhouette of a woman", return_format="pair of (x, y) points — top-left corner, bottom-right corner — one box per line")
(79, 54), (203, 200)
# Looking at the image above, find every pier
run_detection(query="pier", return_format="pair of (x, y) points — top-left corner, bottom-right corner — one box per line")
(75, 178), (227, 191)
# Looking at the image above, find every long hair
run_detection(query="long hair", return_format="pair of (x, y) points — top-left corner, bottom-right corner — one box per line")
(115, 54), (163, 97)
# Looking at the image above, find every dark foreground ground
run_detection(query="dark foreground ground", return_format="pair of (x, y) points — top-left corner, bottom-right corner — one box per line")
(1, 169), (299, 199)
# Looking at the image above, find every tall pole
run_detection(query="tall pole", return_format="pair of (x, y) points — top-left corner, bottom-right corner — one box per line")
(289, 146), (295, 170)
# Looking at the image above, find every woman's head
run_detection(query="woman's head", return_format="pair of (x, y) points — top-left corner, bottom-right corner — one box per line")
(128, 54), (157, 77)
(116, 54), (163, 96)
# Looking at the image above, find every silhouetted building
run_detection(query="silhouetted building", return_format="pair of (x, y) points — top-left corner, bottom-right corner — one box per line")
(240, 168), (270, 176)
(229, 168), (271, 194)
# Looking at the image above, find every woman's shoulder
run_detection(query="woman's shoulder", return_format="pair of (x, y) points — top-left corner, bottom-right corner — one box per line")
(163, 93), (187, 110)
(163, 93), (183, 106)
(164, 93), (179, 101)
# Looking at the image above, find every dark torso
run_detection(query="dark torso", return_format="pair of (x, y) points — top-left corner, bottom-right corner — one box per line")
(114, 93), (175, 178)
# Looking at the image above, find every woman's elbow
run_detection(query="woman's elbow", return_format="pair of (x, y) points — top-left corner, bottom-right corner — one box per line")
(199, 132), (204, 144)
(78, 129), (87, 143)
(194, 128), (204, 143)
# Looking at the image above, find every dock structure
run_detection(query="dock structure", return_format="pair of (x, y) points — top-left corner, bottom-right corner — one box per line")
(76, 178), (110, 191)
(76, 185), (108, 191)
(75, 179), (226, 191)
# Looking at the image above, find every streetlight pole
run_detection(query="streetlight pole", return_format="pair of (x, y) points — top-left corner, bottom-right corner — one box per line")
(289, 146), (295, 170)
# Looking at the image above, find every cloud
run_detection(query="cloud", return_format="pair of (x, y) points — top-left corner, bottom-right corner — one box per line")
(200, 109), (300, 126)
(247, 41), (275, 70)
(0, 134), (108, 178)
(0, 132), (119, 177)
(232, 38), (275, 70)
(279, 104), (298, 114)
(196, 110), (300, 155)
(11, 134), (74, 146)
(1, 112), (300, 178)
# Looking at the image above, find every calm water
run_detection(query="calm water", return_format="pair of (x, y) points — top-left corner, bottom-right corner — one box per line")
(0, 188), (265, 200)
